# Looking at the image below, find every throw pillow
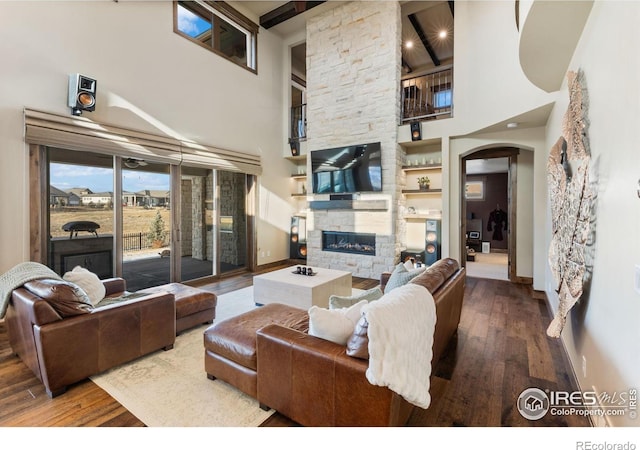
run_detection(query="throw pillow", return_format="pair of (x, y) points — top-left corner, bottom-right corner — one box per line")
(63, 266), (106, 306)
(346, 313), (370, 360)
(329, 286), (384, 309)
(308, 299), (367, 345)
(23, 279), (93, 317)
(384, 263), (426, 293)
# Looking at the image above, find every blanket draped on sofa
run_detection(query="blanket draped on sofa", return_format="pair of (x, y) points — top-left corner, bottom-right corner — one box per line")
(364, 283), (436, 409)
(0, 262), (62, 319)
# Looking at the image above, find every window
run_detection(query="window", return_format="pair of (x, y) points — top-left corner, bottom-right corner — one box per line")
(433, 84), (452, 109)
(465, 180), (485, 200)
(174, 1), (258, 73)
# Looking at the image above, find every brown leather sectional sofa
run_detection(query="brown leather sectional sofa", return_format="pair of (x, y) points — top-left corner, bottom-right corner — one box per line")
(204, 257), (465, 426)
(6, 277), (176, 397)
(256, 258), (465, 426)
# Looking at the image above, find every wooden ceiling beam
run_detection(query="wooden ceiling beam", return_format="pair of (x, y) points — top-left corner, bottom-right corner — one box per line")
(402, 57), (413, 74)
(448, 1), (455, 17)
(260, 1), (326, 29)
(408, 13), (440, 66)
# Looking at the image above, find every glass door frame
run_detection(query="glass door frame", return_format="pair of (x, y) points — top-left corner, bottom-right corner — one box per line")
(31, 146), (258, 285)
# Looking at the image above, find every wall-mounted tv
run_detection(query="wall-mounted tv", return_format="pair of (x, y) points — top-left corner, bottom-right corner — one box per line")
(311, 142), (382, 194)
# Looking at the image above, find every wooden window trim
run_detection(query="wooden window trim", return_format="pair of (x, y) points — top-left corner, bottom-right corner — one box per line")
(173, 1), (258, 74)
(206, 1), (259, 35)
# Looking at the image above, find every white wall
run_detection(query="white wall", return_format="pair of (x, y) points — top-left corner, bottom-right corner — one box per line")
(397, 1), (554, 282)
(0, 1), (293, 272)
(543, 1), (640, 426)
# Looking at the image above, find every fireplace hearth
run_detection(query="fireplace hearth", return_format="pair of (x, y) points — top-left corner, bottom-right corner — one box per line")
(322, 231), (376, 255)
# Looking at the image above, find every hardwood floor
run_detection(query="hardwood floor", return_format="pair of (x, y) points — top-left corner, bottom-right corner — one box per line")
(0, 266), (589, 427)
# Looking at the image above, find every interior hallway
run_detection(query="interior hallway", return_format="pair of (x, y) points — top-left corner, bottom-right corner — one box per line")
(465, 251), (509, 281)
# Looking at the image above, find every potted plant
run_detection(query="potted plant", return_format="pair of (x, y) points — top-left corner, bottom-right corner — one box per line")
(417, 176), (431, 190)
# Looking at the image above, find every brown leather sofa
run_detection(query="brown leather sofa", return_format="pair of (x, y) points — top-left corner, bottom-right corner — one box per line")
(6, 277), (176, 397)
(255, 258), (465, 426)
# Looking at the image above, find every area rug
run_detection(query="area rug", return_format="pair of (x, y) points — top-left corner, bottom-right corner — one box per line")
(90, 286), (267, 427)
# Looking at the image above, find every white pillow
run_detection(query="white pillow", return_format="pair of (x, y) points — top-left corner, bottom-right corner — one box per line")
(308, 300), (368, 345)
(63, 266), (106, 306)
(329, 286), (384, 309)
(403, 259), (415, 271)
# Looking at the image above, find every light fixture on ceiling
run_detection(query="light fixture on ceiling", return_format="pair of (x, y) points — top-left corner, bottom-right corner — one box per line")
(438, 30), (448, 39)
(124, 158), (148, 169)
(405, 40), (414, 49)
(507, 122), (519, 129)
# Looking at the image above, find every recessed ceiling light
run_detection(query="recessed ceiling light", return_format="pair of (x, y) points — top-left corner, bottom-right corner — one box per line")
(438, 30), (447, 39)
(405, 40), (413, 49)
(507, 122), (519, 129)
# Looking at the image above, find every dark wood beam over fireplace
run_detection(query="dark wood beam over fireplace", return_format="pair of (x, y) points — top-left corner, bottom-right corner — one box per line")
(260, 1), (326, 29)
(408, 12), (441, 67)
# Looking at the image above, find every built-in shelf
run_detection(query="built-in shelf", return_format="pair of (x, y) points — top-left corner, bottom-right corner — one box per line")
(403, 214), (442, 220)
(402, 164), (442, 171)
(285, 154), (307, 162)
(291, 193), (307, 197)
(291, 173), (307, 179)
(402, 189), (442, 195)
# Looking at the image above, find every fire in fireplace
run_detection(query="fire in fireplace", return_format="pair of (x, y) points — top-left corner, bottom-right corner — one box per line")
(322, 231), (376, 255)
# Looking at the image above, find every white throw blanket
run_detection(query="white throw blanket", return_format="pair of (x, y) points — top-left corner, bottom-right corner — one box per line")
(0, 262), (62, 319)
(364, 283), (436, 409)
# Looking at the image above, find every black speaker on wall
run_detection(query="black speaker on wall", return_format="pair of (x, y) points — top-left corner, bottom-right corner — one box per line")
(68, 73), (97, 116)
(290, 216), (307, 260)
(424, 219), (441, 265)
(410, 121), (422, 141)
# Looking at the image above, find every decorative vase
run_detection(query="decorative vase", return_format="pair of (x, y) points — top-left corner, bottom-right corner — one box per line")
(419, 183), (429, 191)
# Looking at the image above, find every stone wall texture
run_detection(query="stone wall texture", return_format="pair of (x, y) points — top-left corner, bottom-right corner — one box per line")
(305, 1), (405, 278)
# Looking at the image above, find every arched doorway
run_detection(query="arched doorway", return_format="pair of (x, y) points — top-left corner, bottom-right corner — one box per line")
(461, 148), (519, 281)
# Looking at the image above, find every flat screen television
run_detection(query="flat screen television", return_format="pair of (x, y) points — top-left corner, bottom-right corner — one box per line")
(311, 142), (382, 194)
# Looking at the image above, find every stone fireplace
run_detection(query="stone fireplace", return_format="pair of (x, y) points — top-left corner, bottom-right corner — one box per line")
(304, 2), (405, 279)
(322, 231), (376, 256)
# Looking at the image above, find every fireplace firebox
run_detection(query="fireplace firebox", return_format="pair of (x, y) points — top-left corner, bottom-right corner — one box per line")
(322, 231), (376, 255)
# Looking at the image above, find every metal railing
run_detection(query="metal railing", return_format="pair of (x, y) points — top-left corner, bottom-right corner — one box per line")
(290, 103), (306, 141)
(401, 67), (453, 123)
(123, 232), (152, 251)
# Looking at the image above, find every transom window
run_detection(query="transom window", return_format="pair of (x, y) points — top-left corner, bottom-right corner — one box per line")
(174, 1), (258, 73)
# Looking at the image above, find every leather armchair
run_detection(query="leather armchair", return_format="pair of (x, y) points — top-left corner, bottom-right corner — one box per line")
(6, 277), (176, 397)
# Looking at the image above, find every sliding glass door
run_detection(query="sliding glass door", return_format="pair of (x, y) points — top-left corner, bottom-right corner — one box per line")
(48, 148), (115, 279)
(179, 166), (216, 281)
(121, 161), (171, 291)
(218, 171), (247, 274)
(45, 147), (251, 287)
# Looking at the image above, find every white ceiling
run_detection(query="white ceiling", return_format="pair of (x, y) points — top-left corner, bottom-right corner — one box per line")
(238, 1), (287, 17)
(237, 1), (347, 37)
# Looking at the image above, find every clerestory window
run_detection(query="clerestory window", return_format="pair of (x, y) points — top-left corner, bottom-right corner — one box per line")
(174, 1), (258, 73)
